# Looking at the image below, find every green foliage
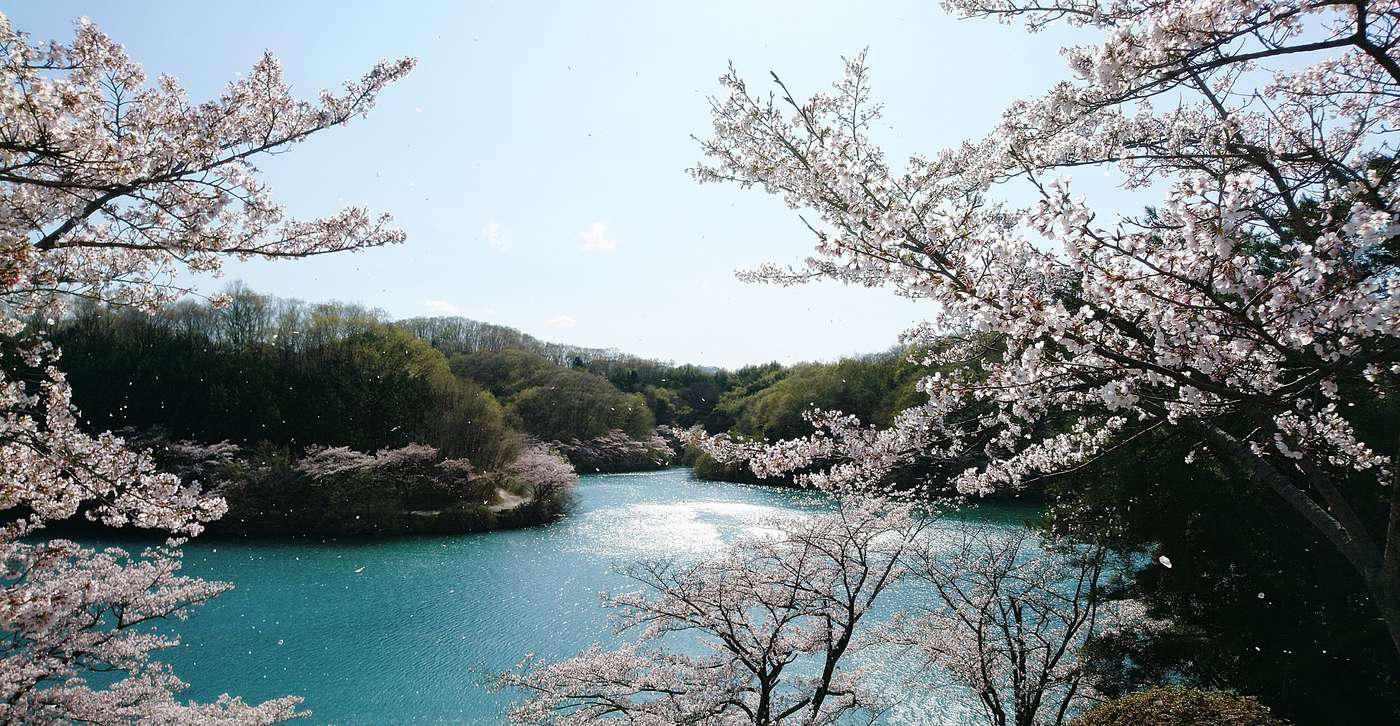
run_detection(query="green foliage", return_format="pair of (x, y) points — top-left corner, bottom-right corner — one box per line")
(396, 315), (622, 366)
(51, 290), (517, 469)
(450, 349), (653, 441)
(449, 347), (556, 398)
(716, 353), (926, 441)
(686, 351), (941, 489)
(1070, 687), (1288, 726)
(582, 358), (787, 430)
(692, 452), (773, 485)
(640, 385), (690, 426)
(512, 381), (650, 441)
(401, 313), (807, 434)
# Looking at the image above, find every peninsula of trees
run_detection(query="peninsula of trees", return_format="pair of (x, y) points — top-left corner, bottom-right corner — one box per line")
(38, 286), (948, 535)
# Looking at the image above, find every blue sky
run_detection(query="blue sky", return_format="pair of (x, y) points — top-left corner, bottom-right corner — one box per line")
(8, 1), (1089, 368)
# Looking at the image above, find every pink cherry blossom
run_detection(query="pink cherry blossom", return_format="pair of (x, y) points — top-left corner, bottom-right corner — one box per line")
(505, 443), (580, 492)
(0, 12), (411, 721)
(690, 1), (1400, 654)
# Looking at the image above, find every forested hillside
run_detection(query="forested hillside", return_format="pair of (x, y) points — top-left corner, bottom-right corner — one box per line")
(398, 315), (626, 367)
(54, 291), (516, 468)
(50, 287), (957, 487)
(47, 287), (984, 510)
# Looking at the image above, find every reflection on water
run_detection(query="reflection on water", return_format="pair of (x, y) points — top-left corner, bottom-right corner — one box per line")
(573, 500), (821, 555)
(135, 468), (1026, 725)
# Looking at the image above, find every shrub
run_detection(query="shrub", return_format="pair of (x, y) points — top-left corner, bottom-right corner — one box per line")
(149, 436), (501, 535)
(496, 443), (578, 525)
(1071, 687), (1288, 726)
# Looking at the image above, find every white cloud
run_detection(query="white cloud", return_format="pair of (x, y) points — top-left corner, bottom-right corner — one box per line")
(546, 314), (577, 328)
(484, 221), (511, 251)
(424, 299), (463, 315)
(578, 221), (617, 253)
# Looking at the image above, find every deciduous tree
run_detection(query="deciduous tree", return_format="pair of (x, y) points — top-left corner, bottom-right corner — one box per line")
(692, 0), (1400, 655)
(0, 12), (410, 721)
(884, 523), (1134, 726)
(501, 501), (924, 725)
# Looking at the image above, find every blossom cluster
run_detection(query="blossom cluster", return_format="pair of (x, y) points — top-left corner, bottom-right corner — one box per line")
(690, 2), (1399, 508)
(551, 428), (677, 473)
(503, 442), (581, 492)
(0, 539), (302, 724)
(0, 14), (413, 316)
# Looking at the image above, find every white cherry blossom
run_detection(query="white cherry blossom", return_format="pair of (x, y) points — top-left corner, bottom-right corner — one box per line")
(690, 1), (1400, 654)
(0, 12), (412, 721)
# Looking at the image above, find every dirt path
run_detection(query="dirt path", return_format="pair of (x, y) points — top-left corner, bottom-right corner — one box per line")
(489, 489), (529, 512)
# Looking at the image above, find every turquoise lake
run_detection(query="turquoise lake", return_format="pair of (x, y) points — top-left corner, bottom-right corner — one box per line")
(147, 468), (1033, 724)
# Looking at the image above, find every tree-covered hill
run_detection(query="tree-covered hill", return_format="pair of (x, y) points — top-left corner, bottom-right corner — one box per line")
(50, 287), (963, 478)
(397, 315), (629, 368)
(53, 291), (517, 469)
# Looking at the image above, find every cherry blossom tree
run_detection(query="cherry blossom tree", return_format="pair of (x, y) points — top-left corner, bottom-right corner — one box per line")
(501, 501), (926, 725)
(505, 442), (581, 494)
(691, 1), (1400, 654)
(883, 523), (1135, 726)
(0, 11), (411, 721)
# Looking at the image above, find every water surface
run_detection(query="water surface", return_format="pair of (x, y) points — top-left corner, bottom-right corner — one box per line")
(155, 469), (1031, 724)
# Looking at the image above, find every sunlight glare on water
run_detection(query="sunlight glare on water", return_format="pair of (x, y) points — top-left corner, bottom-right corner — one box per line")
(573, 500), (819, 556)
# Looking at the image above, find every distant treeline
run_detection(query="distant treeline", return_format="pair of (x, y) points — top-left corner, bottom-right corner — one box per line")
(398, 315), (630, 368)
(51, 287), (939, 464)
(400, 312), (937, 441)
(40, 288), (959, 531)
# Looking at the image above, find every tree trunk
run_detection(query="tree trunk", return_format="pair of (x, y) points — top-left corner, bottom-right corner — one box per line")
(1196, 421), (1400, 661)
(1368, 570), (1400, 659)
